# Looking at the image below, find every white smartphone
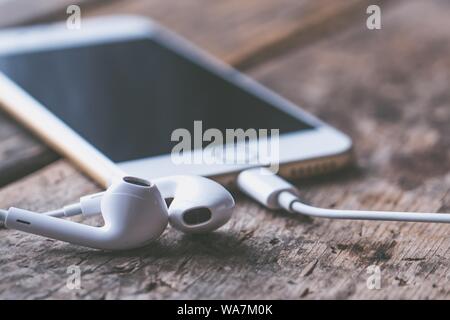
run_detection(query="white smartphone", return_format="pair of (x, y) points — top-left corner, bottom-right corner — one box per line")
(0, 16), (352, 188)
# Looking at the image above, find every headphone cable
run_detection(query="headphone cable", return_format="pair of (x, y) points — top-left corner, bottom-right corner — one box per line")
(237, 167), (450, 224)
(0, 209), (7, 225)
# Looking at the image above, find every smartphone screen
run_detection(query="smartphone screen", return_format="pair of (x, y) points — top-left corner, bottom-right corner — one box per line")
(0, 37), (314, 163)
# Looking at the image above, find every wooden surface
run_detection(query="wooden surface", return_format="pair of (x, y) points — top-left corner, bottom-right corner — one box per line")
(0, 0), (450, 299)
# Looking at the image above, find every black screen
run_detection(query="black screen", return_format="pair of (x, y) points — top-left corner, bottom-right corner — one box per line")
(0, 38), (313, 162)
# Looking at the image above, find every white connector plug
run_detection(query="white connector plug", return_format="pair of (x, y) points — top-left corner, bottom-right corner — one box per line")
(237, 167), (298, 209)
(237, 167), (450, 223)
(44, 192), (104, 218)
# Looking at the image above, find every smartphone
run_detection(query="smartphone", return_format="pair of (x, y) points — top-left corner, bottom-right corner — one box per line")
(0, 16), (352, 188)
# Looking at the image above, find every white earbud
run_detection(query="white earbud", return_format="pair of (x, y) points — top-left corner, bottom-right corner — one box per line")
(47, 175), (235, 233)
(2, 176), (168, 250)
(155, 175), (235, 233)
(0, 175), (235, 250)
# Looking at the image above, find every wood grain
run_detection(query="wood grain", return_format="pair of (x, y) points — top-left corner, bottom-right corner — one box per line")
(248, 0), (450, 298)
(0, 111), (57, 186)
(1, 0), (450, 299)
(85, 0), (366, 66)
(0, 0), (364, 188)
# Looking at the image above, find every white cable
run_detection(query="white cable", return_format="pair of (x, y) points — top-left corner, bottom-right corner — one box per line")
(44, 203), (83, 218)
(44, 209), (66, 218)
(2, 206), (80, 221)
(0, 209), (7, 224)
(278, 191), (450, 223)
(42, 193), (105, 218)
(237, 167), (450, 224)
(2, 193), (98, 225)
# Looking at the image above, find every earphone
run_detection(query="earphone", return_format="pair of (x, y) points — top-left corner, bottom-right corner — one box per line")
(2, 165), (446, 251)
(238, 167), (450, 223)
(0, 175), (235, 250)
(44, 175), (235, 233)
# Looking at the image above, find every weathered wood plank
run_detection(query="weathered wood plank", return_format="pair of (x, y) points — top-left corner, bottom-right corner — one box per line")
(0, 111), (57, 186)
(1, 0), (450, 299)
(248, 0), (450, 299)
(85, 0), (365, 66)
(0, 0), (364, 187)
